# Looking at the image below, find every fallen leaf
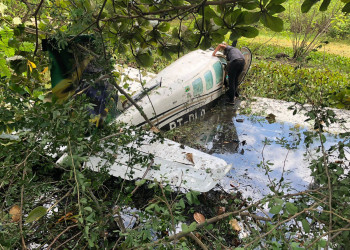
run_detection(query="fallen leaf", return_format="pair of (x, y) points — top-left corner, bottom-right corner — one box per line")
(56, 212), (78, 224)
(9, 205), (21, 222)
(217, 206), (225, 215)
(186, 153), (194, 164)
(229, 219), (241, 231)
(265, 113), (276, 124)
(194, 212), (205, 223)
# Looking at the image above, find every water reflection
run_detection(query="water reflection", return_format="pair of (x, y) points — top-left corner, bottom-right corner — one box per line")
(178, 100), (342, 200)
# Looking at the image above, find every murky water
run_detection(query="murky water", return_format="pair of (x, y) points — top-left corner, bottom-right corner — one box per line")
(173, 99), (343, 200)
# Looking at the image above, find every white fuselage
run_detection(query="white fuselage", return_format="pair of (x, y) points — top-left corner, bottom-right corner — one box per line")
(115, 50), (226, 130)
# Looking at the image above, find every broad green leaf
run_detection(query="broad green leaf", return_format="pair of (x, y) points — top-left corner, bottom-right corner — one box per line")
(269, 0), (288, 5)
(301, 219), (310, 233)
(136, 50), (154, 67)
(285, 202), (298, 215)
(213, 16), (224, 26)
(268, 5), (286, 14)
(262, 0), (270, 7)
(172, 27), (179, 38)
(342, 2), (350, 12)
(240, 26), (259, 38)
(319, 0), (331, 11)
(158, 22), (170, 32)
(230, 29), (242, 41)
(301, 0), (319, 13)
(25, 206), (47, 223)
(199, 36), (211, 50)
(173, 0), (184, 6)
(211, 32), (225, 43)
(244, 12), (261, 24)
(261, 13), (283, 32)
(204, 6), (217, 19)
(269, 205), (282, 214)
(239, 0), (259, 10)
(341, 0), (350, 3)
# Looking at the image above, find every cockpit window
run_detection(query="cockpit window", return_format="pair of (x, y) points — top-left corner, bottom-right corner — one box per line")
(213, 61), (223, 84)
(204, 70), (213, 90)
(192, 78), (203, 97)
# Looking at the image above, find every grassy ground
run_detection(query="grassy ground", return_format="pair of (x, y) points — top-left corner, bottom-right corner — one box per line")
(241, 34), (350, 58)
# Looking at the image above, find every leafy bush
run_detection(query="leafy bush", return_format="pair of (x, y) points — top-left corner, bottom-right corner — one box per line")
(242, 60), (350, 109)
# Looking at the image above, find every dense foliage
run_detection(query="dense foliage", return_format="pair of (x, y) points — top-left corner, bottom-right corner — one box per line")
(1, 0), (350, 249)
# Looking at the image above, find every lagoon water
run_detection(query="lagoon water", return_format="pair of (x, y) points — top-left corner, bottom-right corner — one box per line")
(176, 100), (343, 201)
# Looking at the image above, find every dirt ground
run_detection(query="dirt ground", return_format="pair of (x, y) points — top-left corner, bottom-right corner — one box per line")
(243, 35), (350, 58)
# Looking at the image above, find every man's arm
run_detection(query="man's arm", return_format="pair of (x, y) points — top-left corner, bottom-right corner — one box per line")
(212, 43), (226, 56)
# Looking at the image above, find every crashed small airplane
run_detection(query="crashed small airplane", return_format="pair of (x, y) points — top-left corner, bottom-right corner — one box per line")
(116, 48), (252, 130)
(43, 38), (251, 191)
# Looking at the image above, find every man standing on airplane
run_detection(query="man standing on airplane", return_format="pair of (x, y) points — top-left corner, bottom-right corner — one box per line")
(212, 41), (245, 104)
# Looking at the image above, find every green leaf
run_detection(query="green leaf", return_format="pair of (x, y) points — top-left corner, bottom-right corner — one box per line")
(301, 0), (319, 13)
(181, 223), (189, 232)
(158, 22), (170, 32)
(199, 36), (211, 50)
(136, 50), (154, 67)
(173, 0), (184, 6)
(342, 2), (350, 12)
(244, 12), (261, 24)
(240, 26), (259, 38)
(213, 16), (224, 26)
(230, 29), (242, 41)
(269, 0), (288, 5)
(267, 4), (286, 14)
(318, 239), (327, 247)
(172, 27), (179, 38)
(188, 222), (197, 231)
(186, 192), (193, 205)
(204, 6), (217, 19)
(319, 0), (331, 11)
(135, 179), (146, 186)
(285, 202), (298, 215)
(301, 219), (310, 233)
(269, 205), (282, 214)
(261, 13), (283, 32)
(84, 207), (93, 212)
(239, 0), (259, 9)
(25, 206), (47, 223)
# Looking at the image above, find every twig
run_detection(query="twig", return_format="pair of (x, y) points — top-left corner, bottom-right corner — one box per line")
(109, 77), (156, 129)
(307, 228), (350, 249)
(244, 198), (326, 248)
(20, 168), (27, 249)
(33, 0), (45, 56)
(188, 232), (208, 250)
(159, 183), (176, 237)
(130, 159), (154, 196)
(54, 231), (82, 250)
(47, 224), (78, 249)
(139, 189), (325, 249)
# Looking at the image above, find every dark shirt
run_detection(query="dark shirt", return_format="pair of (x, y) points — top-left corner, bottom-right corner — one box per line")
(223, 45), (244, 62)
